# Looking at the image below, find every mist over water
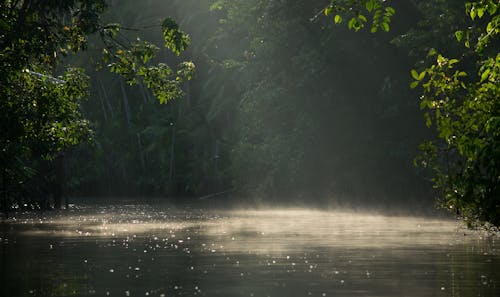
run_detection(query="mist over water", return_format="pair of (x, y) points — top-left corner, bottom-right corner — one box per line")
(1, 205), (498, 297)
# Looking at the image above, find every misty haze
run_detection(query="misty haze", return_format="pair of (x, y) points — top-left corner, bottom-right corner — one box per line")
(1, 1), (499, 297)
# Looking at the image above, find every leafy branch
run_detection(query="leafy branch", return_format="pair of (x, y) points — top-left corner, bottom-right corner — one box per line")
(324, 0), (395, 32)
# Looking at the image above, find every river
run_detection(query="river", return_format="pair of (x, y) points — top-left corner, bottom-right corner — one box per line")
(0, 205), (498, 296)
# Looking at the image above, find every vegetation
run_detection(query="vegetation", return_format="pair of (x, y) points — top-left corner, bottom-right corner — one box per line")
(0, 0), (192, 209)
(1, 1), (498, 229)
(412, 1), (499, 229)
(328, 0), (499, 228)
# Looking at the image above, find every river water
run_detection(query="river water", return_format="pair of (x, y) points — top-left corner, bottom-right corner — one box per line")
(0, 205), (498, 297)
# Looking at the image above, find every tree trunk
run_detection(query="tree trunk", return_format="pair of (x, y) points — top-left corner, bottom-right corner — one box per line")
(99, 80), (114, 118)
(169, 123), (176, 182)
(139, 83), (151, 103)
(119, 79), (132, 129)
(1, 168), (8, 218)
(53, 153), (65, 210)
(98, 85), (108, 122)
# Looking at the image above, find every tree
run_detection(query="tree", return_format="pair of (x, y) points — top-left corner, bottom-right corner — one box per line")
(327, 0), (500, 229)
(0, 1), (193, 210)
(58, 1), (210, 198)
(201, 0), (428, 204)
(412, 1), (499, 229)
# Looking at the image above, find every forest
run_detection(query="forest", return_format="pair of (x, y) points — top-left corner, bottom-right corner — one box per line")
(0, 0), (498, 229)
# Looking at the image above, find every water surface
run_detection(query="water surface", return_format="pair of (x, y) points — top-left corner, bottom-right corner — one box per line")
(0, 205), (498, 296)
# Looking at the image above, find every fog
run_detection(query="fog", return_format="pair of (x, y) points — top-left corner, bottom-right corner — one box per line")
(57, 0), (434, 211)
(2, 206), (498, 296)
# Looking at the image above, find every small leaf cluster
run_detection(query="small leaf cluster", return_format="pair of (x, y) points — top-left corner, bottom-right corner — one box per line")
(100, 18), (194, 104)
(455, 1), (498, 50)
(324, 0), (395, 32)
(104, 41), (194, 104)
(162, 17), (191, 56)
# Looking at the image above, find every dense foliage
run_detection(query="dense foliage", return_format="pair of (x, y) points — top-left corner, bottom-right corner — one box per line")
(328, 0), (499, 228)
(412, 1), (499, 229)
(0, 0), (103, 209)
(0, 0), (192, 209)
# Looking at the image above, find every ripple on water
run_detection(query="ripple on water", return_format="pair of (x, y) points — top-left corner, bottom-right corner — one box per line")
(1, 206), (498, 297)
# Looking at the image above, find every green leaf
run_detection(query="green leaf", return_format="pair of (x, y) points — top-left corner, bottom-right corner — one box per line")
(209, 2), (223, 11)
(437, 54), (446, 65)
(348, 18), (358, 30)
(487, 3), (497, 15)
(486, 21), (494, 33)
(455, 30), (463, 42)
(410, 81), (419, 89)
(411, 69), (419, 80)
(385, 7), (396, 15)
(470, 7), (476, 20)
(380, 22), (389, 32)
(481, 68), (491, 82)
(334, 15), (342, 24)
(348, 18), (354, 29)
(418, 71), (426, 81)
(477, 8), (485, 18)
(366, 0), (374, 12)
(324, 6), (333, 16)
(424, 113), (432, 127)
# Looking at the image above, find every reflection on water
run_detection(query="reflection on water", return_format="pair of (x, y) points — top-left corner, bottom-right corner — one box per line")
(0, 205), (498, 297)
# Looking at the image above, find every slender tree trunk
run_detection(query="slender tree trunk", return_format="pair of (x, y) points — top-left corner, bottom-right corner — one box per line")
(97, 85), (108, 122)
(169, 123), (176, 182)
(2, 168), (8, 218)
(213, 140), (220, 193)
(139, 83), (151, 103)
(53, 153), (64, 210)
(99, 80), (114, 118)
(119, 79), (132, 129)
(184, 80), (191, 108)
(137, 133), (146, 173)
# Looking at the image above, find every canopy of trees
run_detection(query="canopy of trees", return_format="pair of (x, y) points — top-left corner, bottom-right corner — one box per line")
(0, 0), (192, 209)
(1, 0), (498, 229)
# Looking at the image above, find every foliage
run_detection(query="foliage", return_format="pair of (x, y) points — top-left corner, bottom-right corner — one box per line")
(323, 0), (395, 32)
(60, 0), (210, 198)
(0, 0), (103, 208)
(412, 1), (499, 229)
(64, 0), (427, 203)
(203, 0), (426, 202)
(0, 1), (192, 209)
(19, 0), (472, 218)
(100, 17), (195, 104)
(328, 0), (499, 228)
(162, 17), (191, 56)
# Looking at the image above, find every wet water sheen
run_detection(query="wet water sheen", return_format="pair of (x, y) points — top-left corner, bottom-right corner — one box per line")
(0, 205), (498, 297)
